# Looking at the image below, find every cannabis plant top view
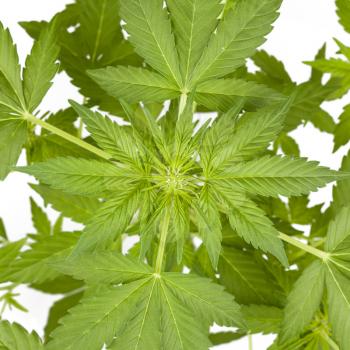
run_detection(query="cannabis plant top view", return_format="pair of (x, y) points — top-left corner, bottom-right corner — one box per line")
(1, 0), (350, 349)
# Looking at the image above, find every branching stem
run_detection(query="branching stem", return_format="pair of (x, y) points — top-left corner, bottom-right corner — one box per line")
(278, 232), (329, 261)
(23, 113), (112, 161)
(155, 208), (171, 273)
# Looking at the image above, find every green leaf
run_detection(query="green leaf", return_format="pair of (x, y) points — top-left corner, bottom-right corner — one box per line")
(31, 184), (100, 224)
(190, 0), (282, 85)
(70, 101), (140, 166)
(215, 156), (339, 197)
(166, 0), (222, 84)
(46, 278), (151, 350)
(73, 187), (140, 254)
(334, 104), (350, 151)
(23, 23), (59, 112)
(108, 279), (162, 350)
(88, 66), (180, 103)
(5, 232), (79, 284)
(30, 197), (51, 235)
(194, 185), (222, 268)
(53, 252), (153, 284)
(159, 281), (212, 350)
(337, 0), (350, 33)
(79, 0), (122, 62)
(0, 119), (27, 180)
(162, 272), (244, 328)
(280, 260), (325, 343)
(120, 0), (182, 87)
(18, 157), (134, 197)
(0, 218), (6, 240)
(219, 247), (285, 305)
(326, 206), (350, 252)
(242, 304), (283, 334)
(0, 23), (25, 110)
(45, 292), (83, 341)
(0, 321), (43, 350)
(325, 264), (350, 350)
(0, 239), (26, 281)
(217, 190), (288, 266)
(196, 78), (284, 104)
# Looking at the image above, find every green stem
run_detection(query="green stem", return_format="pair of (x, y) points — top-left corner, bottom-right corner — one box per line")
(155, 208), (171, 274)
(278, 232), (329, 261)
(319, 330), (340, 350)
(248, 333), (253, 350)
(23, 113), (112, 161)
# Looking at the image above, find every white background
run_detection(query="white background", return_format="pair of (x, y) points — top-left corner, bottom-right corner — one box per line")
(0, 0), (350, 349)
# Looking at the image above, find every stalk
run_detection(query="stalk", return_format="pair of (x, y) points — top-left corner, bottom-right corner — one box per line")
(248, 334), (253, 350)
(155, 208), (171, 274)
(278, 232), (329, 261)
(23, 113), (112, 161)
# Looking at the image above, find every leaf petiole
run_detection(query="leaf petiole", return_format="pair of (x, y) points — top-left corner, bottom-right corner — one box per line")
(155, 207), (171, 274)
(22, 112), (112, 161)
(278, 232), (329, 261)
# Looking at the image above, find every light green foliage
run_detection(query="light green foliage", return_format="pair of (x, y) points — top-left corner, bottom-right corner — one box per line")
(0, 321), (43, 350)
(1, 0), (350, 349)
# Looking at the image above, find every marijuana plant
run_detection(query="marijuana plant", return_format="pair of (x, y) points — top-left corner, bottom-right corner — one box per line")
(1, 0), (350, 349)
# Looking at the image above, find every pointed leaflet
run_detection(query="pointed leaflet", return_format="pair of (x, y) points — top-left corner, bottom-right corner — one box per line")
(216, 189), (288, 266)
(0, 119), (27, 180)
(280, 260), (325, 343)
(72, 186), (140, 254)
(0, 321), (43, 350)
(219, 247), (285, 305)
(326, 264), (350, 350)
(159, 280), (212, 350)
(0, 22), (25, 110)
(46, 278), (151, 350)
(70, 101), (140, 166)
(326, 206), (350, 252)
(190, 0), (282, 85)
(79, 0), (122, 62)
(31, 184), (100, 224)
(88, 66), (180, 103)
(336, 0), (350, 34)
(215, 156), (339, 197)
(5, 232), (79, 284)
(119, 0), (182, 87)
(166, 0), (222, 84)
(18, 157), (135, 197)
(0, 239), (26, 281)
(196, 78), (284, 104)
(109, 279), (162, 350)
(333, 104), (350, 151)
(162, 272), (244, 328)
(23, 23), (59, 112)
(54, 252), (153, 284)
(194, 185), (222, 268)
(30, 197), (51, 235)
(209, 98), (292, 170)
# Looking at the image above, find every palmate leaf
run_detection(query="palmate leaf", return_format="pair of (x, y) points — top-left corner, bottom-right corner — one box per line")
(18, 157), (136, 197)
(88, 66), (180, 103)
(166, 0), (222, 85)
(23, 23), (59, 112)
(279, 260), (326, 343)
(189, 0), (282, 85)
(214, 156), (340, 197)
(0, 321), (43, 350)
(120, 0), (182, 87)
(48, 253), (244, 350)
